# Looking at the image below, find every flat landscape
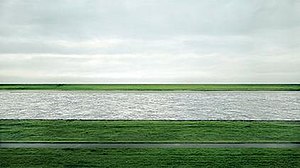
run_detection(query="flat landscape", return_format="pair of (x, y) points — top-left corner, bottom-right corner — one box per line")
(1, 85), (299, 167)
(1, 0), (300, 167)
(1, 0), (299, 167)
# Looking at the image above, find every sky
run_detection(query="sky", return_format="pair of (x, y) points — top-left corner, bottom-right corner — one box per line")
(0, 0), (299, 84)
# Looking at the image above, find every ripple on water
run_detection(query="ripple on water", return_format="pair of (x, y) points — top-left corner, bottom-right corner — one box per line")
(0, 91), (299, 120)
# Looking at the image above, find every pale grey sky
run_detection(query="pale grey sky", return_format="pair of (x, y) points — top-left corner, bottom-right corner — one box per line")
(0, 0), (299, 83)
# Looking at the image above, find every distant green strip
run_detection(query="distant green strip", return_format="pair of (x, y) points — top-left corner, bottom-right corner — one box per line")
(0, 84), (299, 91)
(1, 120), (299, 142)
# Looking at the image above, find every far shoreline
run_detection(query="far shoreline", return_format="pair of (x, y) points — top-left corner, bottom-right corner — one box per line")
(0, 84), (299, 91)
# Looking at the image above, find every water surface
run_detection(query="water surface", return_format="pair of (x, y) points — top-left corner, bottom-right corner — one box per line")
(0, 91), (299, 120)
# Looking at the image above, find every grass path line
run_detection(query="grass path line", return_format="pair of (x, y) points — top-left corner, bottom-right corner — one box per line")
(1, 142), (299, 148)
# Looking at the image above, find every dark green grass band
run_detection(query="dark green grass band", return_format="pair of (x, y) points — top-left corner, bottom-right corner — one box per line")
(1, 120), (299, 142)
(0, 84), (299, 91)
(1, 148), (299, 168)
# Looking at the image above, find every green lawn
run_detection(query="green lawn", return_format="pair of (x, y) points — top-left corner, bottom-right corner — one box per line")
(1, 120), (299, 142)
(1, 120), (299, 167)
(1, 148), (299, 168)
(0, 84), (299, 91)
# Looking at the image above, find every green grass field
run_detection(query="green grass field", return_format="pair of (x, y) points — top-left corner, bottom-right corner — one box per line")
(1, 148), (299, 168)
(1, 120), (299, 142)
(0, 84), (300, 91)
(1, 120), (299, 167)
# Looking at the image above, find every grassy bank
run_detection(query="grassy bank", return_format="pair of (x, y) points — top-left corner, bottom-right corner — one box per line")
(1, 120), (299, 167)
(1, 148), (299, 168)
(0, 84), (300, 91)
(1, 120), (299, 142)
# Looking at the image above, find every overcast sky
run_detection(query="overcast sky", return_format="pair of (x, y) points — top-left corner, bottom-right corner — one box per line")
(0, 0), (299, 83)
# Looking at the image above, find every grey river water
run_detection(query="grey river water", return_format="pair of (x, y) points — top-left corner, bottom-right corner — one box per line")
(0, 91), (299, 120)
